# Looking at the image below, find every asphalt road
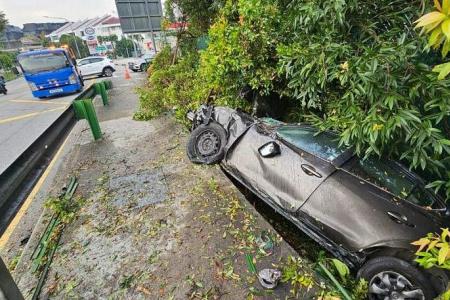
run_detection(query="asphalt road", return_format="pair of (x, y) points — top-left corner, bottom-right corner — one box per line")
(0, 74), (100, 174)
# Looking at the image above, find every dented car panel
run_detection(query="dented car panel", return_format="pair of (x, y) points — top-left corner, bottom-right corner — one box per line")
(193, 106), (449, 268)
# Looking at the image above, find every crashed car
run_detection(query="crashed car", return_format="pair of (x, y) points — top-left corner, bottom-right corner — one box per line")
(186, 105), (449, 300)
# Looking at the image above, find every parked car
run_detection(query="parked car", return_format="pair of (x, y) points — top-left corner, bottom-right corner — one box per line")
(186, 105), (449, 300)
(128, 53), (154, 72)
(77, 56), (115, 78)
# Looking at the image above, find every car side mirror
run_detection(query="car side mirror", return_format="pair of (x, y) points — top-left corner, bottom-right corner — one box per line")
(259, 142), (281, 158)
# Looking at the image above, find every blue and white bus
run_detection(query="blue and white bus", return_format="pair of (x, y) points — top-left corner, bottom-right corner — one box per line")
(17, 48), (84, 98)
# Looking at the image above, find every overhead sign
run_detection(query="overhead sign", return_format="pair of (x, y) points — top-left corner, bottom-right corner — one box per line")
(115, 0), (163, 33)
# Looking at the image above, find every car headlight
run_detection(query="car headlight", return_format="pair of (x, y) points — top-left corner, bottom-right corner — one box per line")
(69, 74), (78, 84)
(28, 82), (38, 91)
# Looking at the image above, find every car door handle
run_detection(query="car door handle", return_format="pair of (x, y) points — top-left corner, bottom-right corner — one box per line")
(301, 164), (322, 178)
(387, 212), (410, 225)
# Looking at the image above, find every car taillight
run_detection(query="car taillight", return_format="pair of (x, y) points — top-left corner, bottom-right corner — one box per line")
(28, 82), (38, 91)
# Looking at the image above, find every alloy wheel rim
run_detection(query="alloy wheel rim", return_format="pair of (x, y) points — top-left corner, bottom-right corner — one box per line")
(196, 130), (220, 157)
(105, 69), (113, 77)
(368, 271), (425, 300)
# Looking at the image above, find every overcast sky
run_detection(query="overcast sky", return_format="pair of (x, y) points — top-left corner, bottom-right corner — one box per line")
(0, 0), (118, 27)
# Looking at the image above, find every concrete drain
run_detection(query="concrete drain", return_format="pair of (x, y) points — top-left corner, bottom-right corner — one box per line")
(109, 169), (168, 209)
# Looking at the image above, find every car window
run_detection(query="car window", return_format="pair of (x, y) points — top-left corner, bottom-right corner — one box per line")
(349, 158), (435, 207)
(89, 58), (103, 64)
(277, 126), (346, 161)
(78, 59), (89, 66)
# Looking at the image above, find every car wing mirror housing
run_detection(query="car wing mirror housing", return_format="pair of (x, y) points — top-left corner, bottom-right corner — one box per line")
(259, 142), (281, 158)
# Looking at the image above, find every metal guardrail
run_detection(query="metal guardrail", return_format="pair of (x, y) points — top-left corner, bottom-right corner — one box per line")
(0, 80), (112, 299)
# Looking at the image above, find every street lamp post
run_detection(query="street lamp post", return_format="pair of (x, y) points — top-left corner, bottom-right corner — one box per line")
(43, 16), (81, 58)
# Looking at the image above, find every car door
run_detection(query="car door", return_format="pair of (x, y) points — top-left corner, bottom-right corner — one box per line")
(77, 59), (92, 76)
(225, 124), (342, 212)
(300, 157), (445, 252)
(88, 58), (104, 75)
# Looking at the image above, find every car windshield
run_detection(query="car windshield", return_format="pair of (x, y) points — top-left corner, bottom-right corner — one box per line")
(19, 52), (69, 74)
(277, 126), (346, 161)
(350, 158), (436, 207)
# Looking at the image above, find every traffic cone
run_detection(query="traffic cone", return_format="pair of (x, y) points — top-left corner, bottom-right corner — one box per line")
(124, 68), (131, 80)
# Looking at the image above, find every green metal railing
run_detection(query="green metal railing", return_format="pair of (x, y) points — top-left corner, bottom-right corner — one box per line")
(73, 80), (112, 141)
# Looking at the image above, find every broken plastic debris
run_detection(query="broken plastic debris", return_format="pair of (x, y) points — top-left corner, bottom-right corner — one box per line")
(256, 231), (274, 255)
(258, 268), (281, 289)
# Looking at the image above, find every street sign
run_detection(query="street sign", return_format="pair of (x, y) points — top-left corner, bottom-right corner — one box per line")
(85, 27), (95, 35)
(96, 45), (107, 51)
(115, 0), (163, 33)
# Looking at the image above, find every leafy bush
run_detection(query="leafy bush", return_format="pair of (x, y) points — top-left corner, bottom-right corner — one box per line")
(134, 47), (201, 125)
(276, 0), (450, 198)
(414, 228), (450, 270)
(137, 0), (450, 199)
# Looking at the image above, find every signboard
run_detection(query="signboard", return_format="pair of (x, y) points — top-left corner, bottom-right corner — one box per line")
(115, 0), (163, 33)
(83, 26), (97, 43)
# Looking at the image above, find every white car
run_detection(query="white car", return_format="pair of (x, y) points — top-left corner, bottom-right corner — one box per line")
(128, 54), (154, 72)
(77, 56), (116, 78)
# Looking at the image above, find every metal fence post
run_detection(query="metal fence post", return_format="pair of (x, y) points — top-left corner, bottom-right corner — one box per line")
(72, 99), (102, 141)
(82, 99), (102, 141)
(99, 82), (109, 106)
(0, 257), (24, 300)
(94, 82), (109, 106)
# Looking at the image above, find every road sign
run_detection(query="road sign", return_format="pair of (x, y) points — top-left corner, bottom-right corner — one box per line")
(96, 45), (107, 51)
(85, 27), (95, 35)
(115, 0), (163, 33)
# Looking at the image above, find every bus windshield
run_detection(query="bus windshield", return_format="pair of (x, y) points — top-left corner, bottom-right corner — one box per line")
(18, 52), (70, 74)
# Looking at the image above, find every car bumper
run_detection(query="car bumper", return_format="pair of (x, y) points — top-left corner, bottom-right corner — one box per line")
(32, 84), (81, 98)
(128, 64), (140, 71)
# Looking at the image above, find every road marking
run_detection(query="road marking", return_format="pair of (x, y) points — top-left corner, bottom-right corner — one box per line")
(9, 100), (69, 105)
(0, 107), (67, 125)
(0, 133), (71, 249)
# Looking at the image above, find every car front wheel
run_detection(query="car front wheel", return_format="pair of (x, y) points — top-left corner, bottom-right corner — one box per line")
(358, 256), (435, 300)
(187, 122), (227, 165)
(103, 67), (114, 77)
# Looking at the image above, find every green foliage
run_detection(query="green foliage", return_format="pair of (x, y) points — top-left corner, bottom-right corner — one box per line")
(138, 0), (450, 199)
(0, 11), (7, 33)
(165, 0), (225, 34)
(45, 196), (84, 224)
(0, 51), (14, 69)
(276, 0), (450, 199)
(115, 38), (134, 58)
(281, 256), (314, 297)
(198, 0), (281, 107)
(59, 34), (90, 58)
(134, 47), (201, 125)
(414, 228), (450, 270)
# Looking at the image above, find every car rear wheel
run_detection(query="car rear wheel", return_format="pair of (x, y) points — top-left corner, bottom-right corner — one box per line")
(357, 257), (435, 300)
(187, 122), (227, 165)
(103, 67), (114, 77)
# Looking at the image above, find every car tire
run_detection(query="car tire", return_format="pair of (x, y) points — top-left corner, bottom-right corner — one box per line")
(103, 67), (114, 77)
(132, 69), (138, 72)
(357, 256), (435, 300)
(187, 122), (227, 165)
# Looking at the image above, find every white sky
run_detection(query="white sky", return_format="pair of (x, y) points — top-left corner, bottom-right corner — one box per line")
(0, 0), (118, 27)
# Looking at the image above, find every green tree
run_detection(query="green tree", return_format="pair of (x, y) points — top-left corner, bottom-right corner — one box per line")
(0, 11), (7, 33)
(59, 34), (90, 58)
(115, 38), (134, 58)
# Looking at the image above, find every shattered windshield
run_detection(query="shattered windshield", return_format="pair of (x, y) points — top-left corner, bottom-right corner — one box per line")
(18, 52), (69, 74)
(277, 126), (346, 161)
